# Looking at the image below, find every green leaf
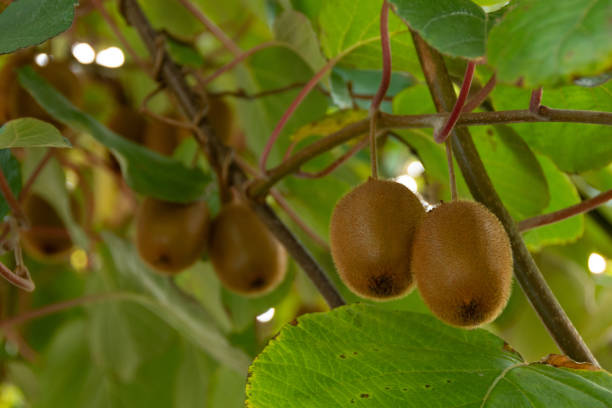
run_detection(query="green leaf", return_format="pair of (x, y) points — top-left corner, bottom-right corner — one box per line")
(0, 0), (76, 54)
(473, 124), (549, 220)
(523, 154), (584, 251)
(318, 0), (421, 73)
(247, 304), (612, 407)
(274, 10), (326, 72)
(389, 0), (487, 59)
(491, 82), (612, 173)
(0, 149), (22, 219)
(488, 0), (612, 87)
(101, 233), (252, 374)
(17, 66), (211, 203)
(0, 118), (70, 148)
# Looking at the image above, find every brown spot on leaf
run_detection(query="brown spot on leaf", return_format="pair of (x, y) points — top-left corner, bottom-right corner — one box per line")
(360, 394), (369, 399)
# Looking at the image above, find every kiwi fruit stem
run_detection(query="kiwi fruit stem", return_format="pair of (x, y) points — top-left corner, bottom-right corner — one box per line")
(445, 139), (458, 201)
(368, 115), (379, 180)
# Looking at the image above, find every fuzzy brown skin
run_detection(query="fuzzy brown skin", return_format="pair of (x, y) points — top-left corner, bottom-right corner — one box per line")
(143, 115), (190, 156)
(330, 178), (425, 301)
(21, 194), (77, 262)
(136, 198), (210, 274)
(412, 200), (513, 328)
(0, 56), (80, 128)
(208, 202), (287, 296)
(107, 106), (148, 145)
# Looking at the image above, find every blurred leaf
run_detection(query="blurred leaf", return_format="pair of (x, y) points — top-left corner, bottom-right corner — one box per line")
(488, 0), (612, 86)
(0, 149), (22, 219)
(274, 10), (326, 71)
(17, 66), (211, 203)
(491, 82), (612, 173)
(166, 37), (205, 68)
(0, 0), (76, 54)
(101, 233), (252, 373)
(523, 154), (584, 251)
(174, 343), (215, 408)
(390, 0), (486, 59)
(0, 118), (69, 148)
(247, 304), (612, 407)
(208, 365), (247, 408)
(290, 109), (367, 143)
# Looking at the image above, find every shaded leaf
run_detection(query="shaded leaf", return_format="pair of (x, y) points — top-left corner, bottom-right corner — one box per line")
(390, 0), (487, 59)
(0, 0), (76, 54)
(0, 149), (22, 219)
(488, 0), (612, 86)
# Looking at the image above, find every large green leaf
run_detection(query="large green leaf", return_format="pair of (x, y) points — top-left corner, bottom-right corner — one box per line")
(389, 0), (487, 59)
(0, 149), (22, 219)
(17, 66), (211, 203)
(274, 10), (326, 72)
(472, 124), (549, 220)
(491, 82), (612, 173)
(0, 118), (69, 149)
(247, 304), (612, 407)
(488, 0), (612, 86)
(318, 0), (420, 73)
(0, 0), (76, 54)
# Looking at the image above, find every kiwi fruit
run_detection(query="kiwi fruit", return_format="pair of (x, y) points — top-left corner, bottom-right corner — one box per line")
(143, 115), (190, 156)
(136, 197), (210, 274)
(330, 178), (425, 301)
(411, 200), (513, 328)
(20, 194), (79, 262)
(107, 106), (148, 145)
(0, 55), (80, 127)
(208, 201), (287, 296)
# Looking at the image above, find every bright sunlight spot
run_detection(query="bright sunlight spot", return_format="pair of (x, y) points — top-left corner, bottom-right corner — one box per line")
(72, 42), (96, 64)
(70, 249), (89, 271)
(256, 308), (275, 323)
(405, 160), (425, 177)
(0, 383), (25, 408)
(65, 168), (78, 190)
(588, 252), (607, 274)
(34, 53), (49, 67)
(395, 175), (418, 193)
(96, 46), (125, 68)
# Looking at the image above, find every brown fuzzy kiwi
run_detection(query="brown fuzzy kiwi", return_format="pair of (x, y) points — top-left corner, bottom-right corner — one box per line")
(136, 197), (210, 274)
(412, 200), (513, 328)
(0, 56), (80, 128)
(20, 194), (79, 262)
(107, 106), (148, 145)
(208, 202), (287, 296)
(329, 178), (425, 301)
(143, 115), (190, 156)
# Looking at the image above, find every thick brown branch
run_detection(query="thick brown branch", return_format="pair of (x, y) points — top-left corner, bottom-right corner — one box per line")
(411, 32), (598, 366)
(120, 0), (345, 309)
(519, 189), (612, 232)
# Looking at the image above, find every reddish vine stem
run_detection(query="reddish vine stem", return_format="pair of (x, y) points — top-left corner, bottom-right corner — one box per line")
(176, 0), (241, 56)
(530, 87), (544, 114)
(462, 73), (497, 113)
(0, 262), (34, 292)
(297, 136), (369, 179)
(519, 188), (612, 232)
(259, 58), (339, 172)
(120, 0), (345, 309)
(435, 61), (476, 143)
(411, 31), (598, 366)
(18, 149), (53, 202)
(0, 292), (136, 329)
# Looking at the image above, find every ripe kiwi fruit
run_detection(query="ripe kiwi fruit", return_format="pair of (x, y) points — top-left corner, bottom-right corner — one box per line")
(143, 115), (190, 156)
(107, 106), (148, 145)
(411, 200), (513, 328)
(20, 194), (79, 262)
(208, 201), (287, 296)
(330, 178), (425, 301)
(0, 55), (80, 127)
(136, 197), (210, 274)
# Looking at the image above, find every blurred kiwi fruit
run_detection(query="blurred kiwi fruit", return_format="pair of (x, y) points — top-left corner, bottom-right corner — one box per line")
(20, 194), (80, 262)
(143, 115), (190, 156)
(208, 201), (287, 296)
(412, 200), (513, 328)
(136, 197), (210, 274)
(330, 178), (425, 301)
(0, 53), (80, 127)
